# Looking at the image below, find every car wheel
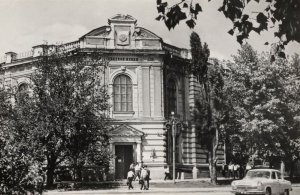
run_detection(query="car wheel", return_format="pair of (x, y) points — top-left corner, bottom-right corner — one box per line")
(284, 189), (289, 195)
(265, 187), (271, 195)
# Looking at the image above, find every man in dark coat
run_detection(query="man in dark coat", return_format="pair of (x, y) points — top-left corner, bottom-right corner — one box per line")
(144, 165), (150, 190)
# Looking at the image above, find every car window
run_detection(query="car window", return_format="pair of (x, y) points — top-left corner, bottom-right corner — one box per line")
(246, 170), (270, 179)
(276, 172), (282, 179)
(271, 172), (276, 179)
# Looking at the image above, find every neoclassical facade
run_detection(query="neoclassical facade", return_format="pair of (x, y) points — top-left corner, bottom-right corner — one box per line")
(0, 14), (224, 180)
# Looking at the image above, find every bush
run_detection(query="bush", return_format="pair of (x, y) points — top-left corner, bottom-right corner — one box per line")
(0, 141), (45, 194)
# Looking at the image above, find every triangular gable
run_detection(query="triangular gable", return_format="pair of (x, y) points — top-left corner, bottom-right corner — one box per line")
(109, 124), (144, 137)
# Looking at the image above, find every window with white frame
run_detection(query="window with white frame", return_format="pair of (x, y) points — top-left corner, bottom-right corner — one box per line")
(113, 74), (133, 112)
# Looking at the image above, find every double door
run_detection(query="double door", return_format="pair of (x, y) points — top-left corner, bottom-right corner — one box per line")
(115, 145), (133, 179)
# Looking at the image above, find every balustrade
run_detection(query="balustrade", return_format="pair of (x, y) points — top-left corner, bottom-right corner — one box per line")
(16, 50), (33, 60)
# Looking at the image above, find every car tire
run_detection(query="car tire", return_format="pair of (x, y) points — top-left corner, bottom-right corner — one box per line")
(265, 187), (271, 195)
(284, 189), (289, 195)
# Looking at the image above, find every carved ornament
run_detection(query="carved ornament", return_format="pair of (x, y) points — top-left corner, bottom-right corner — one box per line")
(109, 124), (144, 137)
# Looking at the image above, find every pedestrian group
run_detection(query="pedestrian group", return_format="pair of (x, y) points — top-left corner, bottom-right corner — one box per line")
(128, 160), (252, 190)
(222, 161), (253, 180)
(127, 162), (151, 190)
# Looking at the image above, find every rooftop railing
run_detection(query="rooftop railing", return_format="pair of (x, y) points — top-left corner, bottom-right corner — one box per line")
(16, 50), (34, 60)
(59, 40), (80, 52)
(0, 56), (5, 63)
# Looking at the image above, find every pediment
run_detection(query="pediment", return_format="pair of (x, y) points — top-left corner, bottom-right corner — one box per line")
(109, 124), (144, 137)
(133, 27), (161, 39)
(80, 26), (111, 38)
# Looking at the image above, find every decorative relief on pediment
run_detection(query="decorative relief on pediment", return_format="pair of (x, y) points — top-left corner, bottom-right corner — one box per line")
(91, 30), (110, 37)
(138, 31), (156, 38)
(83, 26), (111, 38)
(110, 14), (136, 22)
(109, 124), (144, 137)
(133, 28), (159, 39)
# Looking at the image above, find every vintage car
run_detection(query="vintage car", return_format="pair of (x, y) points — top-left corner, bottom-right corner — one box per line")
(231, 169), (292, 195)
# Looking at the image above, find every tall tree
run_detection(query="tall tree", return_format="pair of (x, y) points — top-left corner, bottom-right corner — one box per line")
(27, 49), (111, 187)
(229, 44), (300, 179)
(190, 32), (229, 184)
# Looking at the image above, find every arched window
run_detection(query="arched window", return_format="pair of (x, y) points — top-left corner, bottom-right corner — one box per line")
(167, 79), (177, 115)
(113, 75), (133, 112)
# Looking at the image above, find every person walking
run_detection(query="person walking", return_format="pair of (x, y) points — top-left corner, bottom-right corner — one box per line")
(140, 166), (150, 190)
(164, 165), (171, 180)
(140, 166), (146, 190)
(221, 162), (228, 178)
(129, 162), (135, 171)
(246, 162), (252, 174)
(233, 163), (240, 180)
(239, 164), (244, 179)
(134, 162), (141, 181)
(127, 169), (135, 190)
(144, 165), (150, 190)
(228, 162), (234, 178)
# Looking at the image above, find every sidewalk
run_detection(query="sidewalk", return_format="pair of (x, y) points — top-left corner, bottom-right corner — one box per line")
(44, 178), (300, 194)
(44, 178), (229, 194)
(44, 186), (300, 195)
(44, 187), (230, 194)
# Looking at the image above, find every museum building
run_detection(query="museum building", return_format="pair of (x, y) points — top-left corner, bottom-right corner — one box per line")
(0, 14), (224, 180)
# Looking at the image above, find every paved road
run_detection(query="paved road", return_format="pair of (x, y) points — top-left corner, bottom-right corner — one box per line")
(45, 186), (300, 195)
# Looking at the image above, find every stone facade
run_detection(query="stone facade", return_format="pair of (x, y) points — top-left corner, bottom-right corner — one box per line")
(0, 14), (225, 180)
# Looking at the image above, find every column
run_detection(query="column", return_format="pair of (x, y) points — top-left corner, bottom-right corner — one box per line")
(109, 143), (115, 180)
(137, 141), (142, 163)
(142, 67), (150, 117)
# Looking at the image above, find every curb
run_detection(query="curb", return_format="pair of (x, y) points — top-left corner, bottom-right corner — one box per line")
(44, 179), (300, 194)
(44, 185), (300, 195)
(44, 187), (231, 195)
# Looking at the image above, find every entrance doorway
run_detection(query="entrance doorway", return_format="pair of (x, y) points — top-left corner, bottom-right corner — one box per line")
(115, 145), (133, 179)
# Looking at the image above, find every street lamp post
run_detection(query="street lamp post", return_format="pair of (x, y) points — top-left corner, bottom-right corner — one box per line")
(171, 112), (176, 183)
(166, 111), (183, 183)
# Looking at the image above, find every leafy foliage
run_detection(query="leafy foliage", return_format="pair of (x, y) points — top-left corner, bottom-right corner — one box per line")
(189, 32), (230, 184)
(29, 50), (112, 185)
(194, 60), (228, 146)
(156, 0), (300, 60)
(228, 44), (300, 177)
(189, 32), (210, 81)
(0, 86), (45, 194)
(0, 49), (112, 191)
(0, 138), (44, 194)
(156, 0), (203, 29)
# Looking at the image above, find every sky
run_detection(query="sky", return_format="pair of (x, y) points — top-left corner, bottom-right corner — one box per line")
(0, 0), (299, 61)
